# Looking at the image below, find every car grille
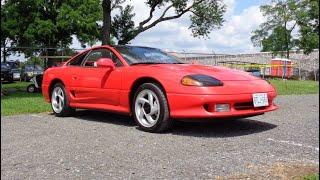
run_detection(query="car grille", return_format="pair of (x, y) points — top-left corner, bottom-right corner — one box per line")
(234, 102), (254, 110)
(234, 101), (269, 111)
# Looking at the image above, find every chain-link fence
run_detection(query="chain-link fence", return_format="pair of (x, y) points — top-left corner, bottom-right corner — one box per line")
(167, 49), (319, 81)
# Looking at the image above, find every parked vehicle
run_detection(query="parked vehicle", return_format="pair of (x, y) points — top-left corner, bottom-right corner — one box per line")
(5, 61), (21, 81)
(11, 68), (21, 81)
(42, 45), (278, 132)
(27, 74), (43, 93)
(246, 69), (261, 77)
(1, 62), (13, 83)
(22, 64), (44, 81)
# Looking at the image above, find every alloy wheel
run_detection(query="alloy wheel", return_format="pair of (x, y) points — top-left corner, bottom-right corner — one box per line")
(51, 86), (65, 113)
(134, 89), (160, 127)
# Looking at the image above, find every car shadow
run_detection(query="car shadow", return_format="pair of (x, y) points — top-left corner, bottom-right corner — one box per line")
(71, 110), (277, 138)
(170, 119), (277, 138)
(72, 110), (136, 127)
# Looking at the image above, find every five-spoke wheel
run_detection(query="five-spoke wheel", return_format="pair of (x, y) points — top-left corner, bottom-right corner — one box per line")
(50, 83), (75, 117)
(51, 86), (65, 113)
(133, 83), (172, 132)
(135, 89), (160, 127)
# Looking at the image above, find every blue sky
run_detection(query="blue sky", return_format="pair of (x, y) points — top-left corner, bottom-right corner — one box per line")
(233, 0), (264, 14)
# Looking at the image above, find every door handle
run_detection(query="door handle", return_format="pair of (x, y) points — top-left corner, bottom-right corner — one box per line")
(72, 76), (77, 80)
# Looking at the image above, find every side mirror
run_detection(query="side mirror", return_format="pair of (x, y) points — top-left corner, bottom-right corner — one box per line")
(96, 58), (115, 70)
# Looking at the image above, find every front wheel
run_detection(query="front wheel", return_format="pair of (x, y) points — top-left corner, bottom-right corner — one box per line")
(50, 83), (75, 117)
(132, 83), (172, 132)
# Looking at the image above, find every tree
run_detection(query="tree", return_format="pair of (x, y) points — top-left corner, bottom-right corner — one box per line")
(251, 0), (319, 58)
(102, 0), (226, 45)
(296, 0), (319, 54)
(1, 3), (18, 62)
(251, 0), (299, 58)
(1, 0), (102, 66)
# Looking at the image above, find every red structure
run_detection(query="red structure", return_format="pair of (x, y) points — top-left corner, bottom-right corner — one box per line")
(271, 58), (293, 78)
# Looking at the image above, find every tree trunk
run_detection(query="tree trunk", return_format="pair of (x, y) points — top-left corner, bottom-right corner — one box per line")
(283, 22), (290, 59)
(2, 48), (7, 62)
(46, 49), (56, 68)
(102, 0), (111, 45)
(2, 41), (7, 62)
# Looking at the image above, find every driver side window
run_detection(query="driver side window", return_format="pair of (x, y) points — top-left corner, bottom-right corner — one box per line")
(82, 48), (122, 67)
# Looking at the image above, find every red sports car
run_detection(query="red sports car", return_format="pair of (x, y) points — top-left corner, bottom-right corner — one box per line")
(42, 45), (278, 132)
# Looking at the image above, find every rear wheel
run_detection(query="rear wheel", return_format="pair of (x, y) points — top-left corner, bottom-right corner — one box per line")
(50, 83), (75, 117)
(132, 83), (172, 132)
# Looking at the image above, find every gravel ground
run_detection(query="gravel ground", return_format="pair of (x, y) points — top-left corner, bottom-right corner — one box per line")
(1, 94), (319, 179)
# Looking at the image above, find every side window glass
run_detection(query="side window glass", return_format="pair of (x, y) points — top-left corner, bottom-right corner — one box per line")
(69, 52), (87, 66)
(83, 50), (103, 67)
(100, 49), (123, 67)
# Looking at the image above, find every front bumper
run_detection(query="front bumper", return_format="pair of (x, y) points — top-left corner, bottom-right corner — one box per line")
(167, 91), (278, 119)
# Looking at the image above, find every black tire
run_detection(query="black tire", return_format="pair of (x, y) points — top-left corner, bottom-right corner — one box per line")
(27, 84), (36, 93)
(50, 83), (75, 117)
(132, 83), (172, 133)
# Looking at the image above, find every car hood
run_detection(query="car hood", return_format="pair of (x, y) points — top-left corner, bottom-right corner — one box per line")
(141, 64), (260, 81)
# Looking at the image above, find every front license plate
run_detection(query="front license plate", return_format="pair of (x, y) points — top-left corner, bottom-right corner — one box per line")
(252, 93), (269, 107)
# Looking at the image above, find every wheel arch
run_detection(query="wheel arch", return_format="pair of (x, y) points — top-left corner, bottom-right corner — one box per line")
(48, 78), (65, 99)
(129, 77), (168, 112)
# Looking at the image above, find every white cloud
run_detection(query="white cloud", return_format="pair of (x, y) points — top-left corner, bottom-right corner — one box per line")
(129, 0), (265, 54)
(71, 0), (265, 54)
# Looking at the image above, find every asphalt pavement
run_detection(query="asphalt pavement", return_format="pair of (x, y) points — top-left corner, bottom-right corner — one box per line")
(1, 94), (319, 179)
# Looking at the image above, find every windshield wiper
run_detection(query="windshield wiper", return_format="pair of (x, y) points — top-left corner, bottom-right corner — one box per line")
(171, 62), (185, 64)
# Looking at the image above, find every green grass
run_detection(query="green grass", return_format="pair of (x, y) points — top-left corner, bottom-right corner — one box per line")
(269, 79), (319, 95)
(2, 81), (29, 91)
(302, 173), (319, 180)
(1, 82), (51, 116)
(1, 91), (51, 116)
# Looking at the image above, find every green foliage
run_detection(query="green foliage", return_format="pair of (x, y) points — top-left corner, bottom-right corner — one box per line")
(260, 27), (298, 56)
(251, 0), (319, 56)
(302, 173), (319, 180)
(1, 0), (102, 56)
(189, 0), (225, 37)
(26, 57), (45, 67)
(296, 0), (319, 54)
(111, 5), (136, 44)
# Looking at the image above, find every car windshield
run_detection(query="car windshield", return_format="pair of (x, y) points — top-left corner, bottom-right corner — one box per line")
(114, 46), (182, 65)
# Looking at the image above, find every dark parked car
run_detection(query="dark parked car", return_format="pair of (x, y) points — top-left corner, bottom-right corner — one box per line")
(7, 61), (21, 81)
(246, 69), (261, 77)
(1, 63), (14, 82)
(22, 65), (44, 81)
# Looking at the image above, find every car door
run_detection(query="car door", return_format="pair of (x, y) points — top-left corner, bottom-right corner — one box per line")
(69, 48), (123, 106)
